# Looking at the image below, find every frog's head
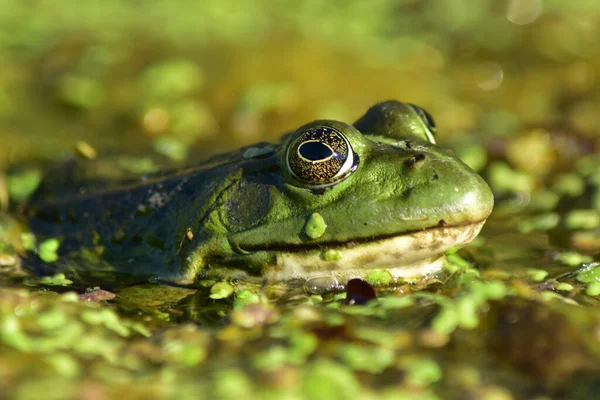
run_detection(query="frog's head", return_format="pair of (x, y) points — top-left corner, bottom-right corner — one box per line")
(214, 101), (494, 284)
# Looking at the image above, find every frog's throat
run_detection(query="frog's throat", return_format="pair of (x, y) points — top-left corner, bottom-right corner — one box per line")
(261, 220), (486, 282)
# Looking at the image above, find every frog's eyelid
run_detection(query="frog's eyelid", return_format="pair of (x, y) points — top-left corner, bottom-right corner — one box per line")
(407, 103), (436, 130)
(407, 103), (437, 144)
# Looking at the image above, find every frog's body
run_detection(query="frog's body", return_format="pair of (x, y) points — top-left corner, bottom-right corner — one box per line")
(25, 101), (494, 287)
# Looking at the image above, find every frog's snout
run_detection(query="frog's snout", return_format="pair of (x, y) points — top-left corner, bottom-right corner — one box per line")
(439, 165), (495, 223)
(398, 153), (495, 226)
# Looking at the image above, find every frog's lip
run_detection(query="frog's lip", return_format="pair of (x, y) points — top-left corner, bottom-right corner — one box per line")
(236, 219), (487, 254)
(241, 219), (488, 282)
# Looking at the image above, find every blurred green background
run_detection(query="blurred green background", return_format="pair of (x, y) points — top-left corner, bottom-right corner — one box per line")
(1, 0), (599, 167)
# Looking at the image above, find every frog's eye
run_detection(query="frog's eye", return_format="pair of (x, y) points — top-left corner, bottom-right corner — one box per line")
(286, 125), (357, 188)
(408, 104), (437, 134)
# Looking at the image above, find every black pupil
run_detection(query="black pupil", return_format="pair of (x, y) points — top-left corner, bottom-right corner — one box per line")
(299, 141), (333, 161)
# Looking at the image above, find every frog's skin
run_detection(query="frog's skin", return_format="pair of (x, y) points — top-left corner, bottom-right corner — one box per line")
(24, 101), (494, 287)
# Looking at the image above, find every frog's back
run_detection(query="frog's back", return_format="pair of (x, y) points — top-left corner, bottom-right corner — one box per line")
(22, 146), (267, 280)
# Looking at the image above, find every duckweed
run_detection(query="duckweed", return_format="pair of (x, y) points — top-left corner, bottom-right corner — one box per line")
(365, 269), (394, 286)
(403, 358), (443, 386)
(253, 346), (290, 372)
(35, 273), (73, 287)
(209, 281), (235, 299)
(212, 369), (254, 400)
(45, 353), (80, 378)
(322, 249), (343, 261)
(302, 359), (361, 400)
(57, 75), (106, 109)
(141, 59), (205, 100)
(527, 269), (549, 282)
(153, 137), (189, 161)
(564, 209), (600, 230)
(556, 252), (594, 267)
(39, 239), (60, 263)
(233, 289), (262, 309)
(585, 282), (600, 296)
(555, 282), (574, 292)
(7, 169), (42, 203)
(304, 213), (327, 239)
(518, 213), (560, 233)
(339, 343), (395, 373)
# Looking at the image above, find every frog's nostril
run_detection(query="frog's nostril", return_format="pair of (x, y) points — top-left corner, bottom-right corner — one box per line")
(404, 153), (426, 168)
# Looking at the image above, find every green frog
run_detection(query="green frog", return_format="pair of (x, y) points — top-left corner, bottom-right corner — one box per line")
(24, 101), (494, 289)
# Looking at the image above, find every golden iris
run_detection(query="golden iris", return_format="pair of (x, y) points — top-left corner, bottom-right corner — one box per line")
(286, 125), (356, 188)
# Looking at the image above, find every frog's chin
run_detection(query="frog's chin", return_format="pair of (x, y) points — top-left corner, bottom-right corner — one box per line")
(262, 219), (487, 284)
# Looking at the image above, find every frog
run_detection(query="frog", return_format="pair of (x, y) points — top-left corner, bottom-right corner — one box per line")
(23, 100), (494, 289)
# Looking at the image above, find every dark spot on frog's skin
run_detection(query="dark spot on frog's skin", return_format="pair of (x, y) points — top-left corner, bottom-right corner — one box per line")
(185, 228), (194, 241)
(399, 185), (413, 199)
(433, 172), (439, 180)
(111, 228), (126, 244)
(405, 140), (413, 149)
(404, 153), (426, 168)
(310, 187), (328, 196)
(358, 254), (378, 265)
(438, 219), (447, 227)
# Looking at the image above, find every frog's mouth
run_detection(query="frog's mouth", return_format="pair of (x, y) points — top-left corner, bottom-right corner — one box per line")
(222, 220), (487, 284)
(270, 220), (486, 282)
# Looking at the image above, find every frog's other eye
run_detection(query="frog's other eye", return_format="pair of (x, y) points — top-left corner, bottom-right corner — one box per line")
(286, 125), (357, 188)
(408, 103), (437, 137)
